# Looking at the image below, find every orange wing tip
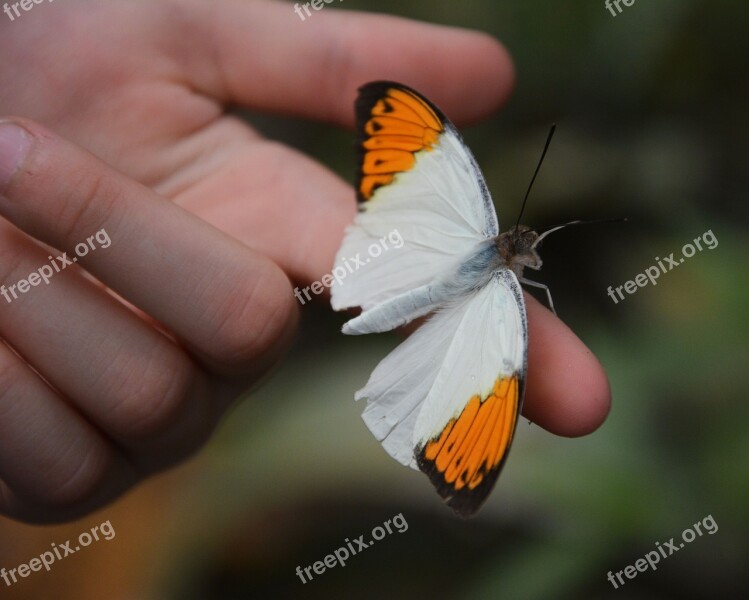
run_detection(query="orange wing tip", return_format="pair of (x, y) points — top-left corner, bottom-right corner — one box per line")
(416, 375), (522, 517)
(384, 88), (442, 131)
(355, 82), (446, 202)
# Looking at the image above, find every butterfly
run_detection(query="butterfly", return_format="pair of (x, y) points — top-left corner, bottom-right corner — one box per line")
(331, 81), (564, 517)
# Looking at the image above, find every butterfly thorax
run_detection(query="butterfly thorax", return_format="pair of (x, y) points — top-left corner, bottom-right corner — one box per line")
(495, 225), (543, 278)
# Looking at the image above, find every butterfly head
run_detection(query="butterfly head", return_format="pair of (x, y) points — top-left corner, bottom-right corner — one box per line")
(496, 225), (543, 277)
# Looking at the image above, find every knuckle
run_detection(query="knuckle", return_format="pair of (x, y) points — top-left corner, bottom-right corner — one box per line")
(53, 167), (120, 243)
(205, 294), (266, 368)
(0, 354), (111, 508)
(43, 442), (112, 507)
(102, 345), (194, 439)
(204, 264), (295, 371)
(0, 353), (23, 401)
(0, 229), (36, 283)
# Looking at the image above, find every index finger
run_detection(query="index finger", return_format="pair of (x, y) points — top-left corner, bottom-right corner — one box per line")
(181, 0), (514, 126)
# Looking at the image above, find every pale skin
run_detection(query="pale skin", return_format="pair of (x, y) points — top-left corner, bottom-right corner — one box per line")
(0, 0), (610, 524)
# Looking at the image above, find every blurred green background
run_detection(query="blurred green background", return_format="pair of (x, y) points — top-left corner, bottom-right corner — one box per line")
(3, 1), (747, 599)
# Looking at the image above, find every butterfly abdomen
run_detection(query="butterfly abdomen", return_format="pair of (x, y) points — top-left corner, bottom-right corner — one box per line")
(438, 240), (502, 297)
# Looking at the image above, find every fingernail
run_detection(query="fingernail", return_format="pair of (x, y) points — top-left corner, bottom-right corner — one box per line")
(0, 122), (31, 194)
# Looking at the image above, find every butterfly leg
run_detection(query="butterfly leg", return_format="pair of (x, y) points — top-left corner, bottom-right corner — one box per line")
(519, 277), (556, 316)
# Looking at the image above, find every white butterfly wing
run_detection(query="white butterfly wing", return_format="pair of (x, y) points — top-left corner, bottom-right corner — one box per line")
(331, 81), (499, 313)
(356, 270), (527, 516)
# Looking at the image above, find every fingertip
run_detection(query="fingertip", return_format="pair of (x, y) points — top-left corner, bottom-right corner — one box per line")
(362, 23), (516, 126)
(546, 348), (611, 437)
(447, 30), (515, 124)
(522, 294), (611, 437)
(245, 256), (301, 368)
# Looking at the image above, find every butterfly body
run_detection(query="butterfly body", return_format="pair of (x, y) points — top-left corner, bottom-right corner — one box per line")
(495, 225), (543, 277)
(343, 226), (543, 336)
(332, 81), (541, 516)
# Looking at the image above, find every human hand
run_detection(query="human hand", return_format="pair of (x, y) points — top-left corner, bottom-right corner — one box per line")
(0, 0), (607, 523)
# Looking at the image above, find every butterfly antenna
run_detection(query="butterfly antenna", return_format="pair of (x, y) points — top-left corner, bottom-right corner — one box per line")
(531, 217), (628, 248)
(515, 124), (557, 230)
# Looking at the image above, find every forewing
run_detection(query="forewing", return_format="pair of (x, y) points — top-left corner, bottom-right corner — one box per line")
(331, 81), (499, 312)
